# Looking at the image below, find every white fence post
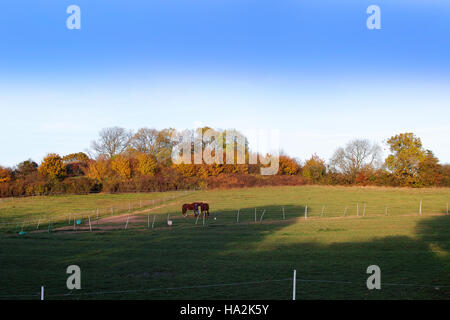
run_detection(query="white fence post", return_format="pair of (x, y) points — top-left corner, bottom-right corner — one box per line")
(41, 286), (44, 300)
(125, 215), (130, 230)
(292, 270), (296, 300)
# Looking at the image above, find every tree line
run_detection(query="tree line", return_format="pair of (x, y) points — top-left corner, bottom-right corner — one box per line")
(0, 127), (449, 197)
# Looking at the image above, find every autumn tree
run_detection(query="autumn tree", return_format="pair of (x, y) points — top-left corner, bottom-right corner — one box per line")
(14, 159), (38, 178)
(302, 154), (326, 182)
(330, 139), (382, 181)
(385, 133), (426, 186)
(130, 128), (159, 154)
(86, 156), (110, 182)
(0, 166), (12, 183)
(136, 153), (157, 176)
(417, 150), (442, 186)
(62, 152), (90, 177)
(62, 152), (89, 163)
(38, 153), (66, 180)
(91, 127), (132, 158)
(111, 154), (132, 179)
(130, 128), (176, 165)
(278, 155), (300, 175)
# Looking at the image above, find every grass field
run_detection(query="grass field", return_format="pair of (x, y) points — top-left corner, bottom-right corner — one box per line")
(0, 186), (449, 300)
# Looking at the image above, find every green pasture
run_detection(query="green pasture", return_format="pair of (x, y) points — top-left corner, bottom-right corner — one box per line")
(0, 186), (449, 299)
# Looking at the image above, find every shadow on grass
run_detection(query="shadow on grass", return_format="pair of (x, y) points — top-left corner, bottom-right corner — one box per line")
(0, 205), (449, 300)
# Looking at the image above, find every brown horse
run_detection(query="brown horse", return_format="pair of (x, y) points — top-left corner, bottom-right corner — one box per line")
(200, 203), (210, 216)
(182, 202), (210, 217)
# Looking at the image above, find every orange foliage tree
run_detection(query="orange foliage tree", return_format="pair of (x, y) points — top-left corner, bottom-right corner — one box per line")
(278, 155), (300, 175)
(86, 156), (111, 182)
(136, 153), (157, 176)
(38, 153), (66, 180)
(0, 166), (12, 183)
(111, 155), (132, 179)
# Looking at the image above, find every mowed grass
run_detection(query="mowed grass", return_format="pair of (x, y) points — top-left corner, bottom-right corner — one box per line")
(0, 186), (449, 300)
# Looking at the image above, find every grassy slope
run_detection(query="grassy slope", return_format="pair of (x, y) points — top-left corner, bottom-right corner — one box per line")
(0, 186), (449, 299)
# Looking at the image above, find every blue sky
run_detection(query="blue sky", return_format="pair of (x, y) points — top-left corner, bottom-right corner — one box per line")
(1, 0), (450, 166)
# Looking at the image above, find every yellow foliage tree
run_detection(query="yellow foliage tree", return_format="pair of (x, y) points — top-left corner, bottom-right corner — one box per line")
(87, 156), (110, 182)
(111, 155), (132, 179)
(136, 153), (157, 176)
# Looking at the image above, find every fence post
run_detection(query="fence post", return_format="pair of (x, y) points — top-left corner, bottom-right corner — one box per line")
(41, 286), (44, 300)
(292, 270), (296, 300)
(88, 215), (92, 232)
(282, 207), (285, 220)
(125, 215), (130, 230)
(237, 209), (240, 223)
(305, 205), (308, 220)
(419, 200), (422, 215)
